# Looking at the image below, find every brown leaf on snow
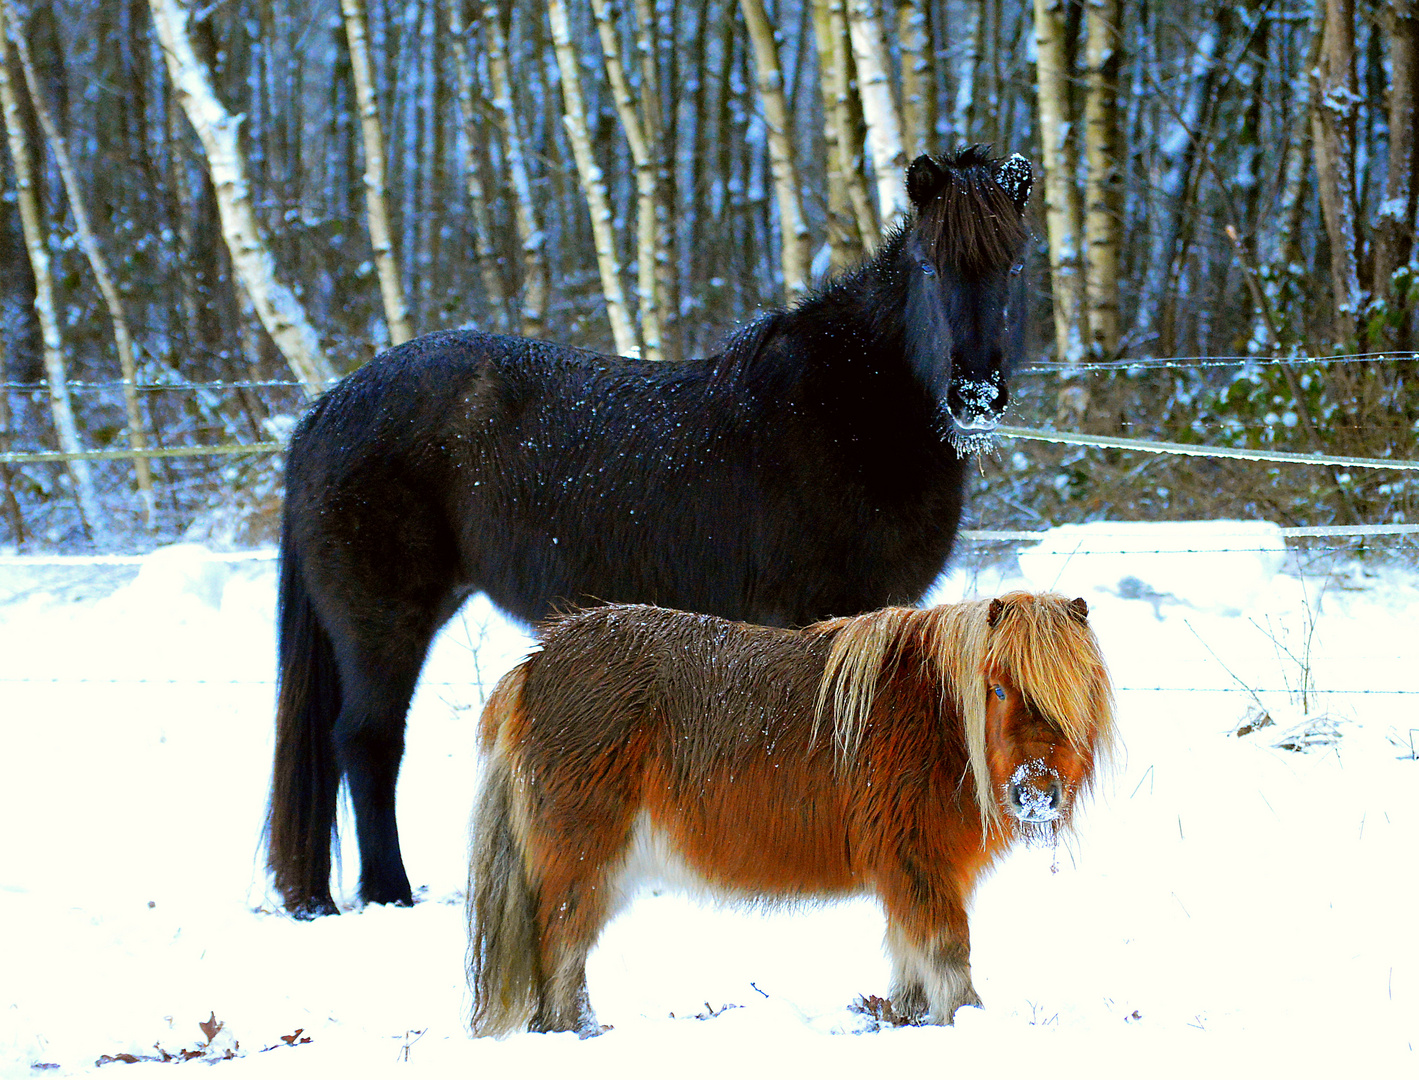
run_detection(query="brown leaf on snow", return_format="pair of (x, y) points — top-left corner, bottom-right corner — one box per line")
(198, 1012), (223, 1043)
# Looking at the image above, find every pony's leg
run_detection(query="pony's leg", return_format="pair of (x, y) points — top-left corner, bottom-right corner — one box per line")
(880, 878), (982, 1025)
(528, 875), (614, 1037)
(331, 645), (429, 907)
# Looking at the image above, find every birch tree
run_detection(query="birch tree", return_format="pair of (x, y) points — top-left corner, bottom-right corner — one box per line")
(740, 0), (811, 301)
(1311, 0), (1361, 345)
(1083, 0), (1123, 357)
(814, 0), (875, 259)
(591, 0), (666, 351)
(547, 0), (638, 356)
(339, 0), (412, 346)
(5, 0), (153, 522)
(846, 0), (908, 233)
(448, 2), (511, 329)
(1373, 0), (1418, 346)
(479, 0), (548, 338)
(0, 3), (101, 535)
(896, 0), (933, 156)
(148, 0), (335, 396)
(1033, 0), (1086, 363)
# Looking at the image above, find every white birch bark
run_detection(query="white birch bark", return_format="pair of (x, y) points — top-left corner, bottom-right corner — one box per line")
(847, 0), (909, 232)
(480, 0), (548, 338)
(0, 6), (101, 535)
(739, 0), (811, 301)
(448, 3), (511, 329)
(896, 0), (932, 156)
(631, 0), (678, 355)
(547, 0), (638, 356)
(952, 1), (982, 141)
(339, 0), (412, 346)
(817, 0), (877, 250)
(591, 0), (665, 353)
(1311, 0), (1361, 344)
(1373, 0), (1416, 313)
(5, 0), (153, 522)
(1083, 0), (1123, 357)
(148, 0), (336, 397)
(811, 0), (863, 270)
(1033, 0), (1087, 363)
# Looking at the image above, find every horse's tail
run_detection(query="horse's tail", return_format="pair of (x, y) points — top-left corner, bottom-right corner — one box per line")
(266, 512), (343, 916)
(468, 667), (541, 1037)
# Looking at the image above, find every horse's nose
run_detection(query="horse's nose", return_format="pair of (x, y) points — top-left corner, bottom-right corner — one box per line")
(948, 376), (1007, 429)
(1009, 777), (1063, 822)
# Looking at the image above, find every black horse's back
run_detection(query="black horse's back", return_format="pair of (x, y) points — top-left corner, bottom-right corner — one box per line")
(268, 147), (1035, 916)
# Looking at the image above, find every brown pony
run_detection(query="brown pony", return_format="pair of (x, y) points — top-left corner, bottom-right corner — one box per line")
(467, 592), (1116, 1037)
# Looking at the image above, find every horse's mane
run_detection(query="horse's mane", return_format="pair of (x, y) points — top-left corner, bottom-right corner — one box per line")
(812, 592), (1116, 833)
(913, 145), (1031, 279)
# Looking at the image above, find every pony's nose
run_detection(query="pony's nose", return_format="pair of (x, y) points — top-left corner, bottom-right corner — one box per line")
(1009, 777), (1064, 822)
(947, 377), (1007, 428)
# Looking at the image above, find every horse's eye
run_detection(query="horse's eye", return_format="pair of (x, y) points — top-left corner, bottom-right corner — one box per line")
(919, 260), (936, 276)
(992, 686), (1006, 701)
(1009, 263), (1024, 276)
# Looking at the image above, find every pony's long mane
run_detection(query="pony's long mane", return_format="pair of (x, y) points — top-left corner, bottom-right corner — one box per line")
(813, 592), (1116, 832)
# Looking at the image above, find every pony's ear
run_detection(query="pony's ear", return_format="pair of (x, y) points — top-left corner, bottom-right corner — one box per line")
(907, 155), (949, 208)
(987, 598), (1005, 627)
(994, 153), (1033, 211)
(1068, 597), (1089, 623)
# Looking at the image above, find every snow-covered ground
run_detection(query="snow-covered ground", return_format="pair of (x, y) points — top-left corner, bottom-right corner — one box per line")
(2, 523), (1415, 1077)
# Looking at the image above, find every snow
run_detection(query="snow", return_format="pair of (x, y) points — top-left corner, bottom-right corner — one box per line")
(2, 525), (1416, 1077)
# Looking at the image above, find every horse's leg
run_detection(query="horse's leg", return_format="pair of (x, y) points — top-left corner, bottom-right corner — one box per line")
(329, 620), (441, 907)
(879, 870), (982, 1025)
(524, 807), (641, 1036)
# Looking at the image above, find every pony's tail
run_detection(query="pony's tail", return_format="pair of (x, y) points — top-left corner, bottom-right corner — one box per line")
(468, 667), (541, 1037)
(266, 517), (343, 917)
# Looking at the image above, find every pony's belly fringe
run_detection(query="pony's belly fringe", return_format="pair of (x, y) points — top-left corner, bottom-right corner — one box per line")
(610, 812), (858, 912)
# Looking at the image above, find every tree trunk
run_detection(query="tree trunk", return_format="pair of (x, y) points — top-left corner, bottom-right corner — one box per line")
(952, 0), (983, 142)
(0, 319), (27, 544)
(632, 0), (680, 357)
(1311, 0), (1361, 347)
(5, 0), (154, 524)
(547, 0), (638, 357)
(846, 0), (908, 233)
(147, 0), (336, 396)
(481, 0), (549, 339)
(740, 0), (811, 302)
(1373, 0), (1418, 348)
(339, 0), (412, 347)
(1083, 0), (1123, 357)
(897, 0), (933, 156)
(810, 0), (862, 272)
(1033, 0), (1086, 363)
(0, 5), (101, 536)
(815, 0), (876, 255)
(591, 0), (666, 352)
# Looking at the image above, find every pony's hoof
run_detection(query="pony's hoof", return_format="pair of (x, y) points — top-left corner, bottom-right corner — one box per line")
(578, 1023), (613, 1040)
(288, 896), (340, 920)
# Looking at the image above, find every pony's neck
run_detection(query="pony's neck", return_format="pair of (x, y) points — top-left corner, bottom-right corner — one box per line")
(791, 227), (915, 358)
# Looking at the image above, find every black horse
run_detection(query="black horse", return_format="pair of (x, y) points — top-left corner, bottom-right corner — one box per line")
(269, 146), (1034, 917)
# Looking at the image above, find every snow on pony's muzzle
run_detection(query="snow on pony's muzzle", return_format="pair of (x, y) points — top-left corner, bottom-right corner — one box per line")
(945, 375), (1006, 454)
(1006, 759), (1065, 824)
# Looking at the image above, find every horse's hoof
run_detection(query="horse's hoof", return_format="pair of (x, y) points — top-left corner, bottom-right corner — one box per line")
(288, 896), (340, 920)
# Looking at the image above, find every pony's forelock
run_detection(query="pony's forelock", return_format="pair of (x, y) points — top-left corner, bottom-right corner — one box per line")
(812, 594), (1116, 836)
(914, 149), (1031, 280)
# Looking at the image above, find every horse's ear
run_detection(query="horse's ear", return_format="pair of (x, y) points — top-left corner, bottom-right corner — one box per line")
(1068, 597), (1089, 623)
(987, 598), (1005, 627)
(995, 153), (1033, 211)
(907, 155), (948, 208)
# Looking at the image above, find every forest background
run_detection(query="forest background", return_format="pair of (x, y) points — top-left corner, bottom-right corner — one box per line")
(0, 0), (1415, 549)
